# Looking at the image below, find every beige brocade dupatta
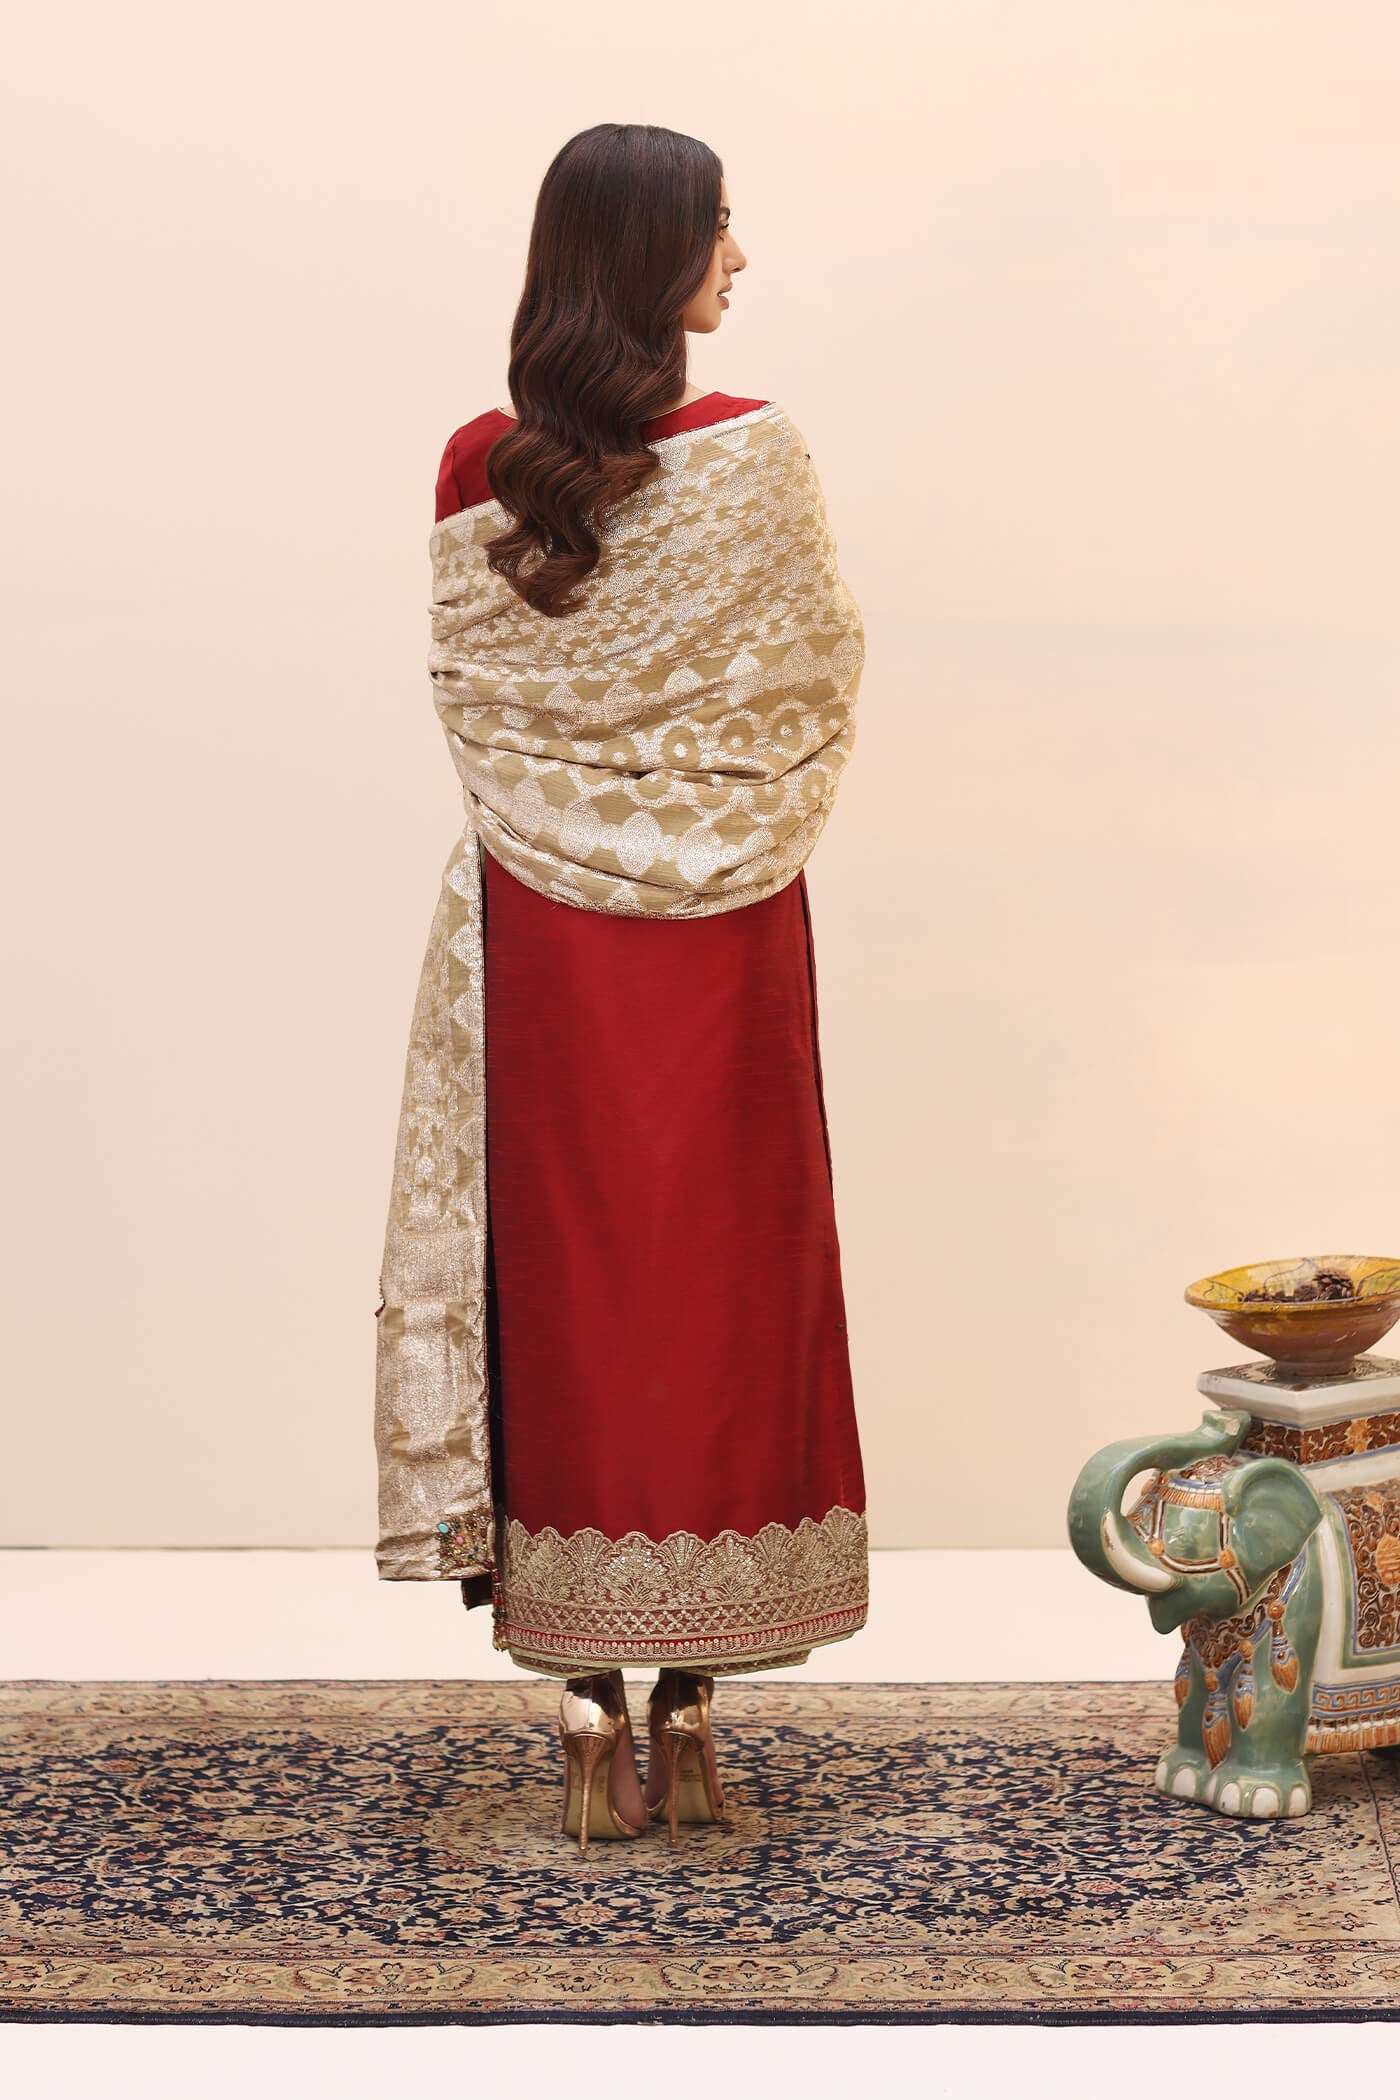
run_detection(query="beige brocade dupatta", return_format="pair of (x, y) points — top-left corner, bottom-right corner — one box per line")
(373, 402), (865, 1584)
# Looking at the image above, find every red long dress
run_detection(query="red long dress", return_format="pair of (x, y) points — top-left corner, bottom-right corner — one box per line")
(435, 393), (869, 1676)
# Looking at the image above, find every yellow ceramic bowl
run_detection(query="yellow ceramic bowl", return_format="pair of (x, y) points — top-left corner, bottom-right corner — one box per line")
(1185, 1255), (1400, 1378)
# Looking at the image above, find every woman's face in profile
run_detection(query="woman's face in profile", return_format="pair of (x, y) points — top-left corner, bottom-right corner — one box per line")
(681, 179), (746, 334)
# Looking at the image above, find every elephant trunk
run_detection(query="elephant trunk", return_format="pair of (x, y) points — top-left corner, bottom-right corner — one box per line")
(1067, 1407), (1250, 1595)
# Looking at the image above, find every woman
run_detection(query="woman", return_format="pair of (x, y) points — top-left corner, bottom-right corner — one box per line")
(373, 123), (869, 1852)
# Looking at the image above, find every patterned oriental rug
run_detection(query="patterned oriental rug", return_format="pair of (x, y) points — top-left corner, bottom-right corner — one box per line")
(2, 1678), (1400, 2026)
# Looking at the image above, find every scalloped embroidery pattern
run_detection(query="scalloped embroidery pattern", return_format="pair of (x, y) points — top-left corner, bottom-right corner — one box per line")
(493, 1502), (869, 1676)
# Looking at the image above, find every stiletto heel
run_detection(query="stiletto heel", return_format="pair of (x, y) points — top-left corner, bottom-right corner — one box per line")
(558, 1670), (647, 1853)
(644, 1668), (726, 1845)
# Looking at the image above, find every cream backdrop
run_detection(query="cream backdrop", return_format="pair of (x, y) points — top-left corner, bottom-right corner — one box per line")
(3, 2), (1398, 1553)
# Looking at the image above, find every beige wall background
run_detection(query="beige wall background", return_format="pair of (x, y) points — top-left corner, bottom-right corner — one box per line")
(4, 2), (1398, 1552)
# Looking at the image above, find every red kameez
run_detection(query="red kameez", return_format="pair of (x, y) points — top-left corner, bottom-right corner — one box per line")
(434, 393), (868, 1673)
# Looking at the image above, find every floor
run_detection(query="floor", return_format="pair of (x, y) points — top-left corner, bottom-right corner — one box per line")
(1, 1547), (1394, 2091)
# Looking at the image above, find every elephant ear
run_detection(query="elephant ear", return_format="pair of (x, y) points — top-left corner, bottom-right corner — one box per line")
(1221, 1455), (1324, 1576)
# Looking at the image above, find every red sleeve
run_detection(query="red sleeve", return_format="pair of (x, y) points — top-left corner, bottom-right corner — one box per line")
(434, 434), (463, 524)
(436, 411), (511, 522)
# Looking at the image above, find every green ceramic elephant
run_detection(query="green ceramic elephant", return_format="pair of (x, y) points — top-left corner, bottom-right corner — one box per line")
(1067, 1406), (1329, 1818)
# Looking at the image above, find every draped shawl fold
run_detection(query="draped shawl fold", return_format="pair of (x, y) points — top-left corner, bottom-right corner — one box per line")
(373, 402), (865, 1583)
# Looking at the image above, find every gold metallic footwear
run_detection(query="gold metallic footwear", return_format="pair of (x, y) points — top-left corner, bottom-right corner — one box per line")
(558, 1669), (647, 1853)
(644, 1668), (726, 1845)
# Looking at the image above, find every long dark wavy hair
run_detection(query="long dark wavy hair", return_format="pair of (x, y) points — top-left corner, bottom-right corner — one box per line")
(483, 124), (724, 619)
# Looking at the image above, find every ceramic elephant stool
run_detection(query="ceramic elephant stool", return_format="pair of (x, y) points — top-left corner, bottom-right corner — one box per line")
(1067, 1357), (1400, 1819)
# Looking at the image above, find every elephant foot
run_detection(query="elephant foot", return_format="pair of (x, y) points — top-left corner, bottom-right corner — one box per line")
(1202, 1758), (1312, 1819)
(1153, 1746), (1214, 1803)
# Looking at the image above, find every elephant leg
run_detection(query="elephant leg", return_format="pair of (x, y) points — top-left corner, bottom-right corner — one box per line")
(1204, 1748), (1312, 1819)
(1202, 1648), (1314, 1819)
(1154, 1642), (1215, 1803)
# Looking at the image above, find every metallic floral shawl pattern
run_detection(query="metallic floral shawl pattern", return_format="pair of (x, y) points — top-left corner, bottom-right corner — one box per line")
(374, 403), (865, 1581)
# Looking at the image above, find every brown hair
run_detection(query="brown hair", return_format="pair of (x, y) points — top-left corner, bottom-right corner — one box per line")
(483, 124), (724, 619)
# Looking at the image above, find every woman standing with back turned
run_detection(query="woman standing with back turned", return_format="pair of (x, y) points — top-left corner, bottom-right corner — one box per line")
(374, 122), (869, 1851)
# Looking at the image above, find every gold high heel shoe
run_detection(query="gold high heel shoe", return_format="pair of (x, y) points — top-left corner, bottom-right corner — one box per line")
(644, 1668), (726, 1845)
(558, 1670), (647, 1853)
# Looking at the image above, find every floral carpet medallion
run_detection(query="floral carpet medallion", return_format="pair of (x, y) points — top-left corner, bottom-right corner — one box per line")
(2, 1679), (1400, 2024)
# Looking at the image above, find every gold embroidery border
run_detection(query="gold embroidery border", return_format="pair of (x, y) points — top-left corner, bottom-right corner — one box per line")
(492, 1502), (869, 1676)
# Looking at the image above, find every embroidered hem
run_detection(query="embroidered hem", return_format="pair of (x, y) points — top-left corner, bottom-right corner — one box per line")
(501, 1640), (847, 1680)
(487, 1503), (868, 1677)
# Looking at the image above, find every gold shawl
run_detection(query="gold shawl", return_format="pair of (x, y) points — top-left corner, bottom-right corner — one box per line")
(373, 401), (865, 1582)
